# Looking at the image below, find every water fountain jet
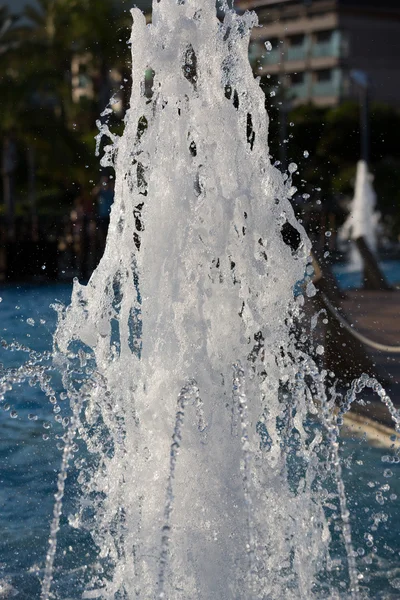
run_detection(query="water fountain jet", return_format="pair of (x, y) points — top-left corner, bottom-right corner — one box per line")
(43, 2), (360, 598)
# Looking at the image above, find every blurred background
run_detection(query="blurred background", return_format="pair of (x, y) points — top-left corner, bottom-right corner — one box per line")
(0, 0), (399, 284)
(0, 0), (151, 281)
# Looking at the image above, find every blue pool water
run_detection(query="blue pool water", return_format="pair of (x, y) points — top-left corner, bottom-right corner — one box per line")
(333, 260), (400, 290)
(0, 284), (399, 598)
(0, 285), (97, 599)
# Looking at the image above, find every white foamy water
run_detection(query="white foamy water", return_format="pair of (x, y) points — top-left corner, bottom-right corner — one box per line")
(340, 160), (379, 270)
(33, 2), (400, 599)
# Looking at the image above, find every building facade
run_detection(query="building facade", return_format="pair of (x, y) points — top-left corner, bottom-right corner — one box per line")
(237, 0), (400, 107)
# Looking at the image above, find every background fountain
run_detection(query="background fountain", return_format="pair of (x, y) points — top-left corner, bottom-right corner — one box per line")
(340, 160), (380, 271)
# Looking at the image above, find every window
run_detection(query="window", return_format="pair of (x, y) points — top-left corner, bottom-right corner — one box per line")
(288, 72), (309, 99)
(288, 34), (305, 47)
(312, 68), (341, 96)
(312, 30), (341, 58)
(287, 34), (308, 61)
(289, 72), (305, 85)
(315, 30), (333, 43)
(267, 37), (278, 48)
(260, 74), (280, 97)
(257, 39), (280, 66)
(315, 69), (332, 82)
(261, 74), (279, 87)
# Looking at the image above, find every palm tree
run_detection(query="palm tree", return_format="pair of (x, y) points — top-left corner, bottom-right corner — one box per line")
(0, 6), (21, 55)
(68, 0), (133, 113)
(20, 0), (132, 120)
(0, 0), (136, 223)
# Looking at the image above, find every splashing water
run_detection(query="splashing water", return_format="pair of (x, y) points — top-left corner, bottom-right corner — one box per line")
(1, 2), (400, 599)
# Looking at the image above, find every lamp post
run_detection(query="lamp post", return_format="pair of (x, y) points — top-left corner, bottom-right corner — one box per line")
(350, 69), (369, 163)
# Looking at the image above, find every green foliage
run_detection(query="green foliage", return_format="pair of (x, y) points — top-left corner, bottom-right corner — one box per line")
(270, 100), (400, 236)
(0, 0), (132, 215)
(2, 3), (400, 237)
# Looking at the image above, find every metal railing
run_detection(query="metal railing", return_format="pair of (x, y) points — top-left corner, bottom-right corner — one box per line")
(312, 32), (341, 58)
(286, 45), (308, 62)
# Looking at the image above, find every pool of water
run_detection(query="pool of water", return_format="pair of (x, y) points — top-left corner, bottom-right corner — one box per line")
(0, 284), (399, 598)
(0, 285), (97, 599)
(333, 260), (400, 290)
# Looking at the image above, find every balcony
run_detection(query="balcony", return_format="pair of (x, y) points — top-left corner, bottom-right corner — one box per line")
(286, 34), (309, 62)
(260, 48), (281, 65)
(291, 82), (309, 99)
(312, 81), (339, 96)
(249, 41), (280, 67)
(312, 31), (341, 58)
(286, 45), (307, 62)
(312, 69), (342, 97)
(288, 72), (311, 100)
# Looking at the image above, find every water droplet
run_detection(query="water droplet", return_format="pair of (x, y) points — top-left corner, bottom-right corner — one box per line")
(302, 193), (310, 200)
(384, 469), (393, 478)
(41, 265), (46, 271)
(288, 162), (297, 174)
(270, 90), (276, 97)
(316, 345), (324, 355)
(289, 122), (294, 127)
(28, 413), (38, 421)
(43, 434), (49, 441)
(325, 231), (332, 238)
(10, 410), (17, 419)
(303, 150), (309, 158)
(264, 41), (272, 52)
(306, 282), (317, 298)
(26, 318), (35, 326)
(43, 421), (51, 430)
